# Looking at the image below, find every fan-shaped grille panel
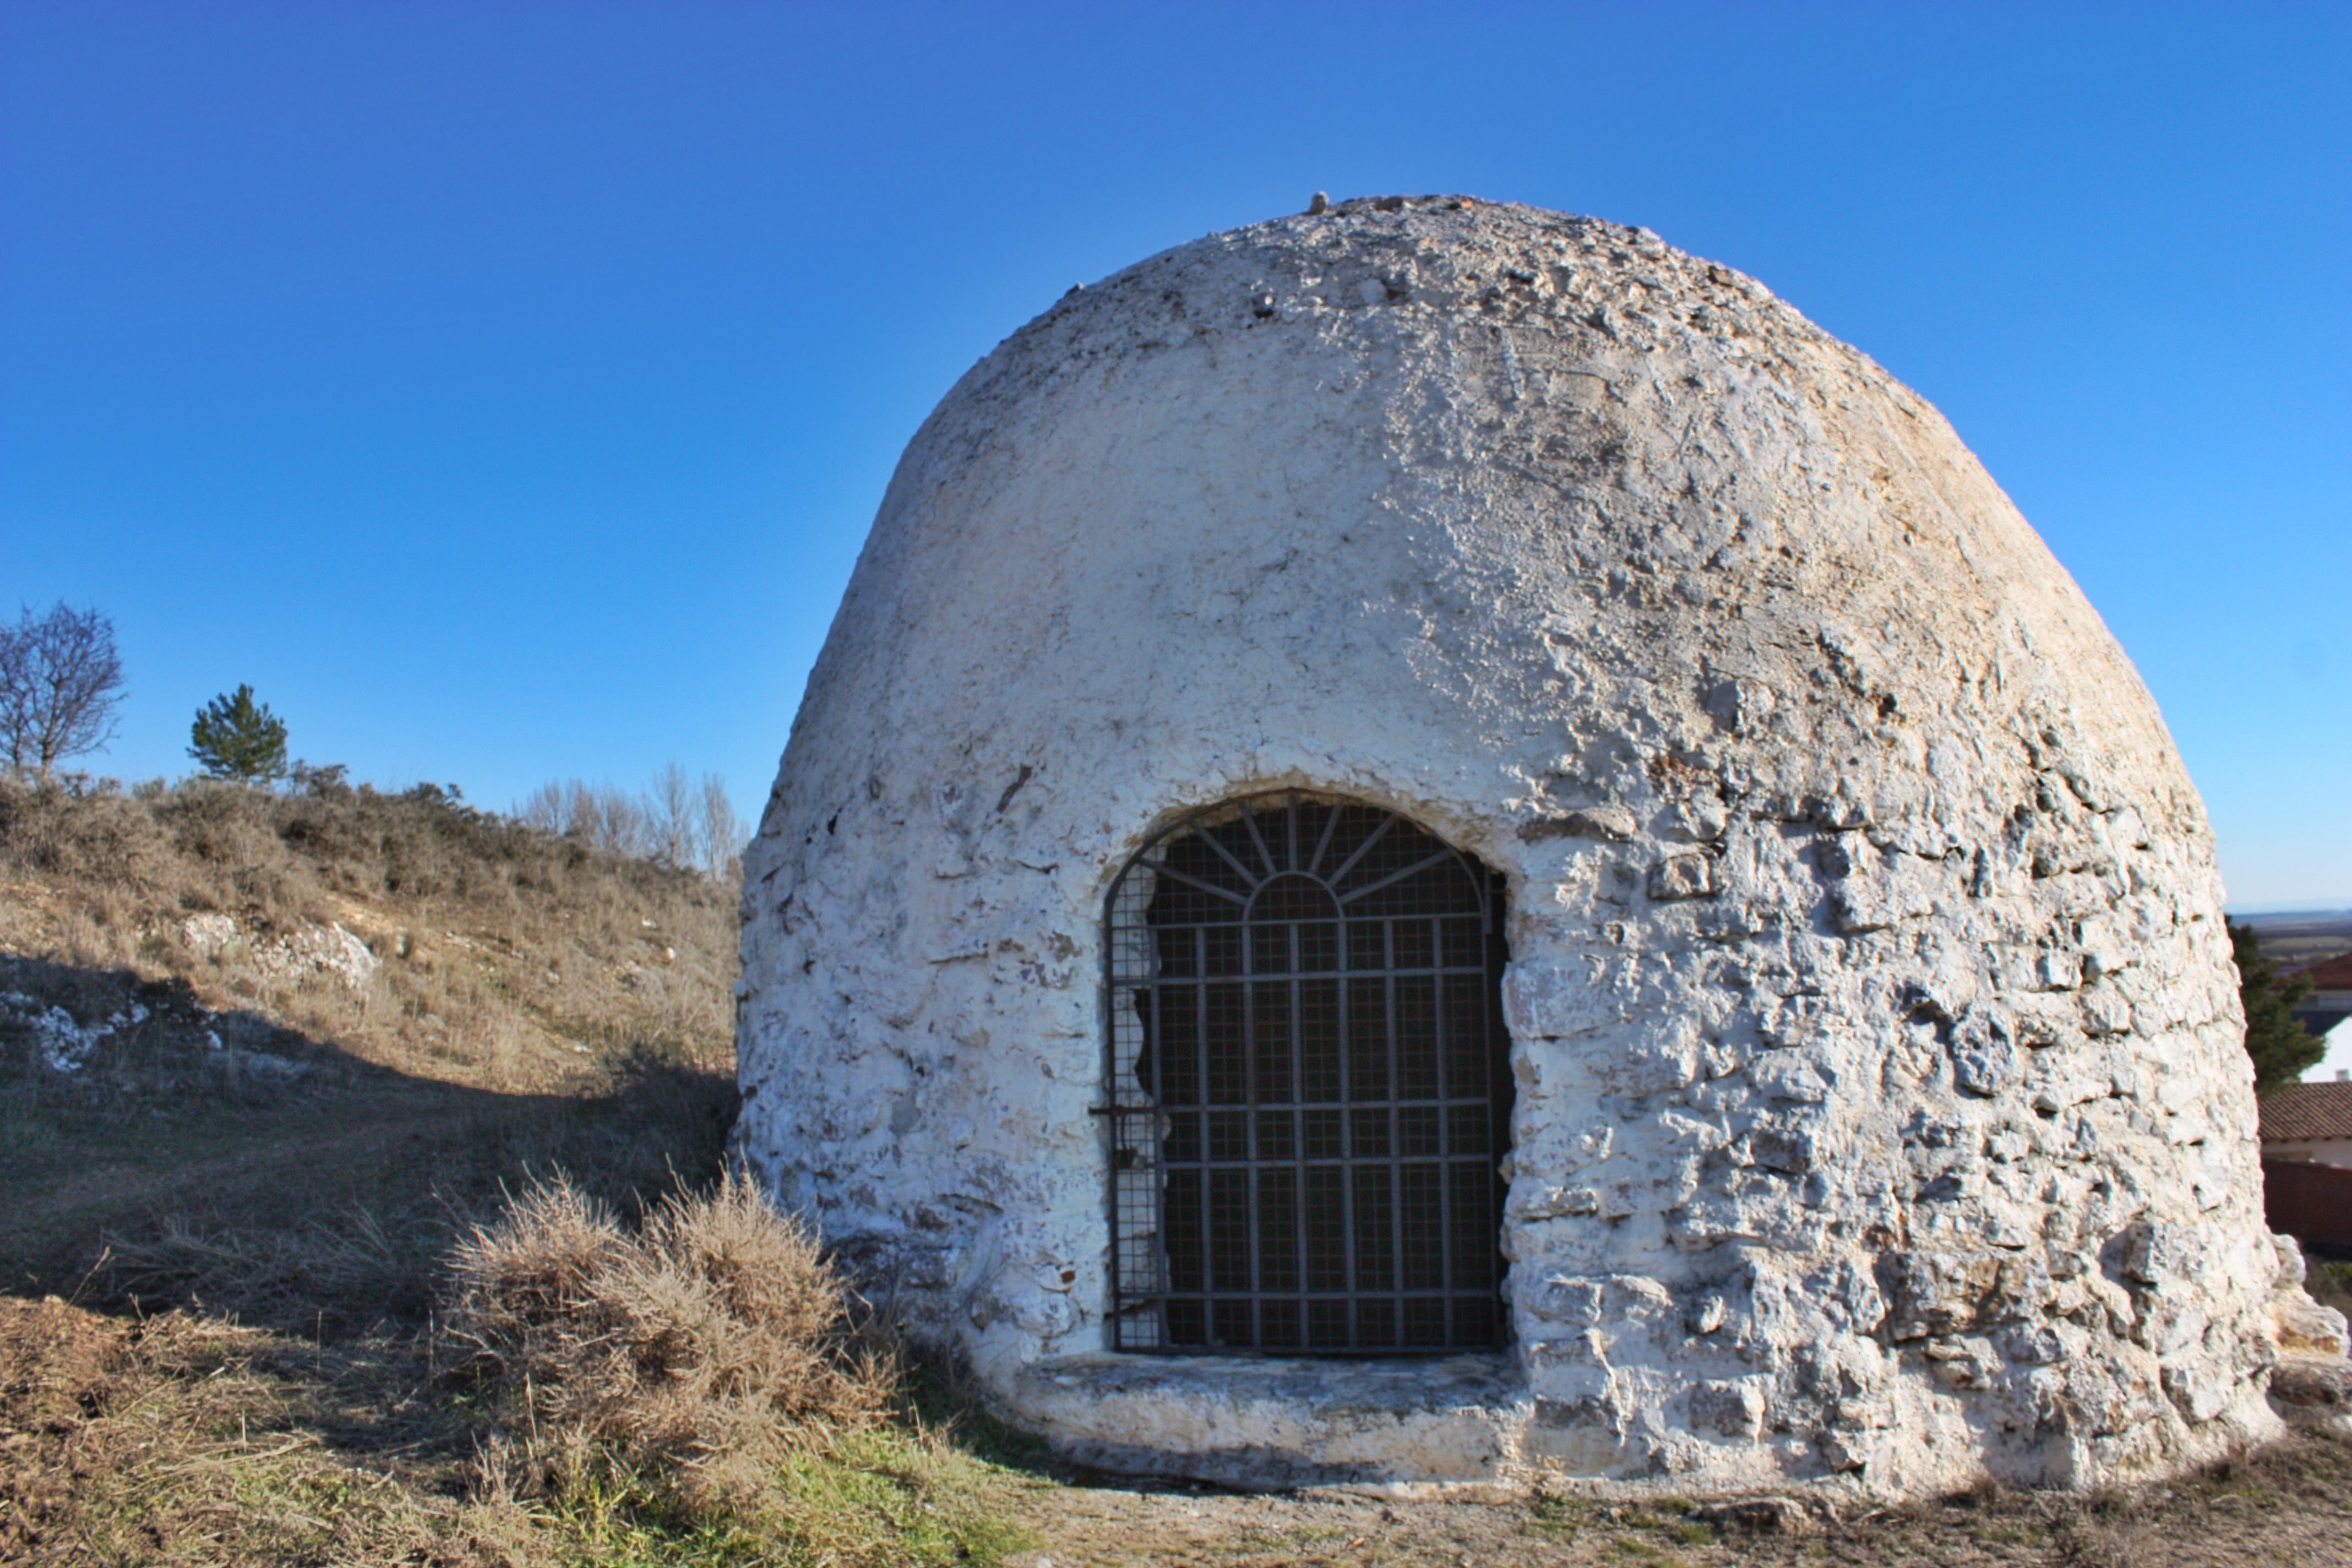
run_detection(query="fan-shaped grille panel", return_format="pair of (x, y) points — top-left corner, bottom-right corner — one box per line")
(1104, 794), (1511, 1355)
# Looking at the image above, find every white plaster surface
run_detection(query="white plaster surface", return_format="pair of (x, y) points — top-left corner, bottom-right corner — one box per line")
(2265, 1138), (2352, 1168)
(737, 196), (2329, 1499)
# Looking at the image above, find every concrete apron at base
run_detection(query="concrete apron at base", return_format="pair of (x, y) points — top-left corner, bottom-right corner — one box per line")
(995, 1347), (2283, 1502)
(1001, 1352), (1530, 1491)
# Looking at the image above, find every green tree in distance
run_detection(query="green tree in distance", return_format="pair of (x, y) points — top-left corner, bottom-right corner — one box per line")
(2229, 920), (2327, 1090)
(188, 684), (289, 783)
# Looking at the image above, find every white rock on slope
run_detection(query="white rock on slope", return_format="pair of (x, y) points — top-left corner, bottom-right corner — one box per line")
(179, 913), (377, 991)
(0, 991), (149, 1073)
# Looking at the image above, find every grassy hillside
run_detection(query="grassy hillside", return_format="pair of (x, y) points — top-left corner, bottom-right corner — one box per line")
(0, 772), (741, 1298)
(0, 773), (1030, 1566)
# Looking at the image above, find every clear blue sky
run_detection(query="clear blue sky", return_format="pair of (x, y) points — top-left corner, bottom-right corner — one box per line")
(3, 3), (2345, 907)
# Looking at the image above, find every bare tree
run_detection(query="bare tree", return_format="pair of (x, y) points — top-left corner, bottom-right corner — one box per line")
(695, 772), (746, 881)
(519, 768), (743, 875)
(646, 761), (696, 868)
(516, 780), (568, 834)
(0, 602), (127, 781)
(574, 781), (648, 857)
(561, 780), (603, 842)
(519, 777), (647, 856)
(605, 783), (654, 857)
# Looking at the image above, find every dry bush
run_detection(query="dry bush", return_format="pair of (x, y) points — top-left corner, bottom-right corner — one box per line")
(444, 1169), (895, 1522)
(0, 775), (177, 888)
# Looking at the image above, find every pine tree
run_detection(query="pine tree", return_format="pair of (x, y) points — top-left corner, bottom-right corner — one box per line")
(2229, 920), (2326, 1090)
(188, 684), (289, 783)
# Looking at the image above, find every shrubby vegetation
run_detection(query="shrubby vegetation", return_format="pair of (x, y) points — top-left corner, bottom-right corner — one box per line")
(0, 765), (1030, 1566)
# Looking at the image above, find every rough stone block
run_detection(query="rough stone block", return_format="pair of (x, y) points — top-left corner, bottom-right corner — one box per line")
(1689, 1378), (1766, 1439)
(1648, 853), (1715, 901)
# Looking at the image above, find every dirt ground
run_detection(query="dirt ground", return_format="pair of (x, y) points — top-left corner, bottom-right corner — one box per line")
(7, 1251), (2352, 1568)
(1000, 1426), (2352, 1567)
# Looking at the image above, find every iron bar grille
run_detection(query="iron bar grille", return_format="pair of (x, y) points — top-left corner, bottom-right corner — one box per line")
(1104, 793), (1512, 1355)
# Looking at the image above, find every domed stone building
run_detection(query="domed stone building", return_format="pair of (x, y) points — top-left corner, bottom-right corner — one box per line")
(737, 196), (2339, 1499)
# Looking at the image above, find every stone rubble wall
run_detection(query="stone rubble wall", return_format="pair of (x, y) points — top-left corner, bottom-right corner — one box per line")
(737, 198), (2308, 1498)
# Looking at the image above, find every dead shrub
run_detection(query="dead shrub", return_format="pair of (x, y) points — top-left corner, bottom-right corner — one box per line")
(446, 1175), (625, 1336)
(442, 1169), (894, 1521)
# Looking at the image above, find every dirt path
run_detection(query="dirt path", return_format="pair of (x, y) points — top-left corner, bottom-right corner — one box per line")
(1001, 1424), (2352, 1567)
(0, 1077), (522, 1291)
(13, 1098), (453, 1230)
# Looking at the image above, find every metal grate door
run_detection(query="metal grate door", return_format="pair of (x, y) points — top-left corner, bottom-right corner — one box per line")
(1104, 793), (1512, 1354)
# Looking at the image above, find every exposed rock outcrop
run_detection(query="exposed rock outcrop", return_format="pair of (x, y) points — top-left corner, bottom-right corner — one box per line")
(179, 913), (377, 992)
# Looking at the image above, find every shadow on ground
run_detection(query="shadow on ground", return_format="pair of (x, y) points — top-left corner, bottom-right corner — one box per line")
(0, 949), (738, 1333)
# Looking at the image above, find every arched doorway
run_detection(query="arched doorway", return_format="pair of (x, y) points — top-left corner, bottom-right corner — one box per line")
(1104, 793), (1512, 1354)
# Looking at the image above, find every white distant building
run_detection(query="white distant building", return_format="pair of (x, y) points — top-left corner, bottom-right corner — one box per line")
(2308, 1017), (2352, 1084)
(2291, 952), (2352, 1082)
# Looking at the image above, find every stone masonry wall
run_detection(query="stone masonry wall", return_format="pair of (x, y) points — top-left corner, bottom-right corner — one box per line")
(737, 198), (2294, 1498)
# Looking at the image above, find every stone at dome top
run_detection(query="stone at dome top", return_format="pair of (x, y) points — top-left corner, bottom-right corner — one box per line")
(737, 197), (2333, 1501)
(809, 193), (2169, 848)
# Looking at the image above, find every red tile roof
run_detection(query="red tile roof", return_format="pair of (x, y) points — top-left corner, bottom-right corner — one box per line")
(2291, 951), (2352, 989)
(2261, 1081), (2352, 1141)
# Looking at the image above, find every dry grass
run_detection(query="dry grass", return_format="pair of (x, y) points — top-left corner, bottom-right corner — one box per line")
(0, 1297), (462, 1566)
(444, 1170), (898, 1523)
(0, 771), (735, 1099)
(0, 771), (1032, 1566)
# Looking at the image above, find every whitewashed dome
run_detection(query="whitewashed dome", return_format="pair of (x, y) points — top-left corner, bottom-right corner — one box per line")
(738, 197), (2310, 1499)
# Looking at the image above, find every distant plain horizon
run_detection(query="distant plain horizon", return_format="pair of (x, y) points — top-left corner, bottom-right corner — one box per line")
(2232, 903), (2352, 921)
